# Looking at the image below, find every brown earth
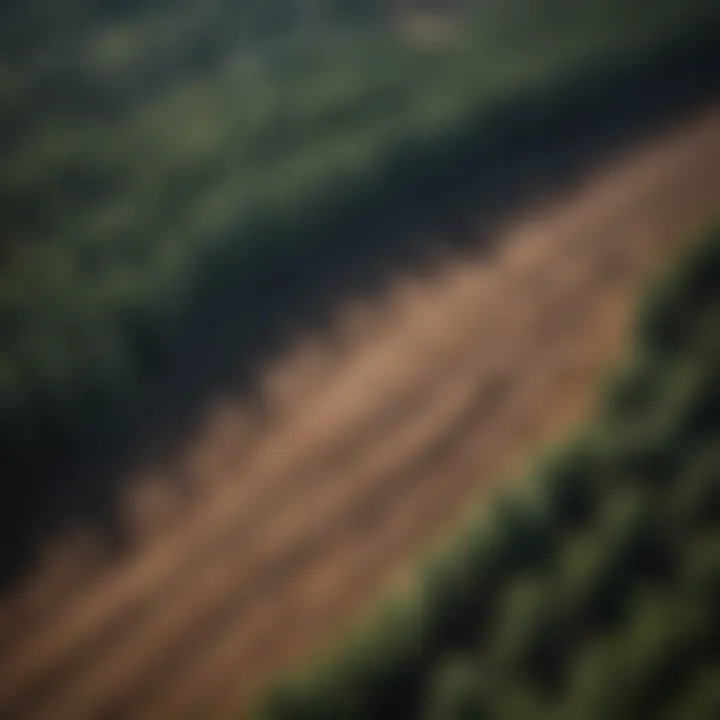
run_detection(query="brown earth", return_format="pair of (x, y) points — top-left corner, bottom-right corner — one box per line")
(1, 105), (719, 720)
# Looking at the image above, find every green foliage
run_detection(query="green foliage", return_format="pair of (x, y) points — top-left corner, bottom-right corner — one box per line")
(664, 669), (720, 720)
(1, 0), (719, 473)
(422, 657), (487, 720)
(253, 224), (720, 718)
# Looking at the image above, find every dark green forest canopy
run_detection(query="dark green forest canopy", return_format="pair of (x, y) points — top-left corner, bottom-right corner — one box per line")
(0, 0), (718, 474)
(253, 224), (720, 720)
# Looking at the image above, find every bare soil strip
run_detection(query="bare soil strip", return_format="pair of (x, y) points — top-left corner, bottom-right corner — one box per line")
(1, 105), (720, 719)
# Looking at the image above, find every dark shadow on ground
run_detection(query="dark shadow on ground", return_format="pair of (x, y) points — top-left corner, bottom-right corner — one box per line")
(2, 32), (720, 589)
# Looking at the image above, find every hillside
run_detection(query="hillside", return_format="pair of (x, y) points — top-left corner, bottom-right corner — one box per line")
(2, 0), (719, 487)
(1, 103), (719, 719)
(2, 2), (720, 717)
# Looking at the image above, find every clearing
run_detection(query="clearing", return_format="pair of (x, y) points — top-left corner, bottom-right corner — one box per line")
(1, 104), (720, 719)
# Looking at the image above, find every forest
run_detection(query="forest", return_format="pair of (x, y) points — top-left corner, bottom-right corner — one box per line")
(1, 2), (719, 715)
(2, 0), (719, 485)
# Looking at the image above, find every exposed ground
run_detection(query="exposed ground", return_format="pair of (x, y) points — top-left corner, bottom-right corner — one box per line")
(1, 105), (719, 720)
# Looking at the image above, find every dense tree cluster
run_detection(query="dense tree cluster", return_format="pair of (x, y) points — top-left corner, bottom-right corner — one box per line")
(0, 0), (718, 478)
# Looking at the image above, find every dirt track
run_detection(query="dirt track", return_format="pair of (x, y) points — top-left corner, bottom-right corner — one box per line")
(1, 105), (720, 720)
